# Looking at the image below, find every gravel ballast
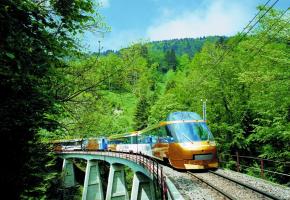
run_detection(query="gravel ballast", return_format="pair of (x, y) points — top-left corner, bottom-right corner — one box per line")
(217, 169), (290, 200)
(163, 166), (290, 200)
(163, 166), (222, 200)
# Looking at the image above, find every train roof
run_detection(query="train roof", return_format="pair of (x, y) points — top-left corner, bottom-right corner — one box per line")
(51, 138), (84, 143)
(166, 111), (202, 121)
(108, 131), (140, 140)
(51, 136), (109, 143)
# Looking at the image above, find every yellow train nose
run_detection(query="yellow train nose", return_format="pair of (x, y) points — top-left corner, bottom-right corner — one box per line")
(168, 142), (218, 169)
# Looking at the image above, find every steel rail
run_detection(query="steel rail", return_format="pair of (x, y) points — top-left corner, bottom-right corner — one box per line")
(188, 172), (237, 200)
(209, 171), (281, 200)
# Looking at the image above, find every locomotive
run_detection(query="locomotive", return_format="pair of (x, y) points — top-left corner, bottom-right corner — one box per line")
(108, 112), (218, 170)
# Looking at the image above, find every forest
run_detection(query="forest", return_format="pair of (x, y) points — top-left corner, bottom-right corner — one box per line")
(0, 0), (289, 199)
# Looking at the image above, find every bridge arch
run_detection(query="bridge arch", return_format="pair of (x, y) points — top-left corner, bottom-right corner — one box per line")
(60, 153), (153, 179)
(59, 151), (159, 200)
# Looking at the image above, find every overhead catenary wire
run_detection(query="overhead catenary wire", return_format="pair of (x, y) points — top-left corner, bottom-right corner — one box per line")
(193, 0), (282, 118)
(193, 0), (283, 95)
(233, 0), (280, 43)
(193, 0), (281, 91)
(209, 0), (280, 70)
(239, 0), (272, 34)
(243, 7), (289, 60)
(231, 6), (289, 87)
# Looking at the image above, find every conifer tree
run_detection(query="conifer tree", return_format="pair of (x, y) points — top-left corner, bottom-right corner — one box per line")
(134, 96), (150, 131)
(165, 49), (178, 71)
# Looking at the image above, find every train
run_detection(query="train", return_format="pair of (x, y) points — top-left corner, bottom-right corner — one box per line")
(53, 111), (218, 170)
(52, 137), (108, 151)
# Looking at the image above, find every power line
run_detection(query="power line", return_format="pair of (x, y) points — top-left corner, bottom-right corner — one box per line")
(239, 0), (272, 34)
(193, 0), (281, 90)
(234, 0), (280, 45)
(209, 0), (280, 70)
(193, 0), (282, 111)
(245, 7), (289, 58)
(242, 7), (289, 67)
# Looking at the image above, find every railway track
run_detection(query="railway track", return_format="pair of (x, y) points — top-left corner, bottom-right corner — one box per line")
(188, 171), (281, 200)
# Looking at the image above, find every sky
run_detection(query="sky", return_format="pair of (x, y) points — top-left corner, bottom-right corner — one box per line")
(82, 0), (289, 52)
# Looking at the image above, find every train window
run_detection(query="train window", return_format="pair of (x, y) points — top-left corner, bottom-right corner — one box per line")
(123, 137), (130, 144)
(130, 136), (138, 144)
(165, 125), (172, 137)
(109, 137), (130, 144)
(200, 122), (214, 141)
(60, 139), (83, 150)
(138, 135), (155, 145)
(137, 135), (144, 143)
(167, 136), (175, 143)
(140, 125), (175, 143)
(158, 136), (175, 143)
(151, 136), (157, 144)
(166, 122), (214, 142)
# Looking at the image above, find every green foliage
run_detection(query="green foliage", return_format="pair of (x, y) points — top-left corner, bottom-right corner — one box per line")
(146, 7), (289, 184)
(146, 36), (223, 57)
(134, 95), (150, 130)
(165, 49), (178, 71)
(0, 0), (107, 198)
(50, 6), (288, 185)
(2, 1), (289, 197)
(20, 142), (62, 199)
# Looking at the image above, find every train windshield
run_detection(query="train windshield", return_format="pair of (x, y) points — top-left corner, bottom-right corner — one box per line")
(166, 122), (214, 142)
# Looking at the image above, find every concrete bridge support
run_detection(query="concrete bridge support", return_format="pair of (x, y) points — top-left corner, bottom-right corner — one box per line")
(82, 160), (104, 200)
(58, 153), (184, 200)
(62, 158), (76, 188)
(130, 172), (155, 200)
(106, 164), (129, 200)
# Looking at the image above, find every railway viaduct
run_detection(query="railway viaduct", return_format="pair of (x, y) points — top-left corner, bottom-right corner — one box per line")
(58, 151), (184, 200)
